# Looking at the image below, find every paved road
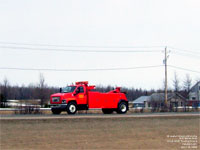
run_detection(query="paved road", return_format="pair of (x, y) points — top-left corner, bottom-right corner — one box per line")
(0, 112), (199, 120)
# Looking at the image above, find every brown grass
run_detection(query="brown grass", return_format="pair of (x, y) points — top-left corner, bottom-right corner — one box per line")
(0, 116), (199, 150)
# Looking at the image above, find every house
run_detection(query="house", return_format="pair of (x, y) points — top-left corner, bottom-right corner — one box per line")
(150, 93), (186, 110)
(188, 81), (200, 107)
(133, 96), (151, 108)
(133, 93), (186, 109)
(189, 81), (200, 100)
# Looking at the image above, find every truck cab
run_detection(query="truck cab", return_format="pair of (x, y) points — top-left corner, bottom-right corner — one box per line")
(50, 81), (128, 114)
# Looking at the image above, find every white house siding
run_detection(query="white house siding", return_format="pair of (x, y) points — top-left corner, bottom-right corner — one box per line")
(189, 82), (200, 100)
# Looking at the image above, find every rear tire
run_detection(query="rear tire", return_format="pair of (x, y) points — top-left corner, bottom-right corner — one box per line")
(117, 102), (128, 114)
(51, 108), (61, 115)
(66, 102), (77, 114)
(102, 109), (113, 114)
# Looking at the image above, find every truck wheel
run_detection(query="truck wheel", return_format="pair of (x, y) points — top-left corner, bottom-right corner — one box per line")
(117, 102), (128, 114)
(51, 108), (61, 115)
(102, 109), (113, 114)
(66, 102), (77, 114)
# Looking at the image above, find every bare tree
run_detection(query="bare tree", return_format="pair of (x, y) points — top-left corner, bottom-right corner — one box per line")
(172, 72), (180, 93)
(38, 73), (47, 107)
(172, 72), (181, 111)
(0, 78), (10, 107)
(183, 74), (192, 99)
(39, 73), (45, 89)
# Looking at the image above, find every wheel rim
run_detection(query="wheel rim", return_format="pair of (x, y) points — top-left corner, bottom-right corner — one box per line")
(120, 104), (127, 112)
(69, 104), (76, 113)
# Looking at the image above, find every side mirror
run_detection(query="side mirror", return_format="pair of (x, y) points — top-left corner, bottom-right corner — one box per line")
(73, 91), (77, 95)
(73, 89), (79, 95)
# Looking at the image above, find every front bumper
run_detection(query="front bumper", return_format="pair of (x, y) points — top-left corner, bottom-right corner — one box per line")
(50, 104), (68, 111)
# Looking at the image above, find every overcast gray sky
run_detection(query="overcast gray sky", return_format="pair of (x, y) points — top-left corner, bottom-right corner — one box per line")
(0, 0), (199, 89)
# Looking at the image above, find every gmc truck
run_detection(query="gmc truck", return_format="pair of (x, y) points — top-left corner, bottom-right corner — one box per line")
(50, 81), (128, 114)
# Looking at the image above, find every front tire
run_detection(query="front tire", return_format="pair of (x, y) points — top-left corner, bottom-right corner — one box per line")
(51, 108), (61, 115)
(117, 102), (128, 114)
(66, 102), (77, 114)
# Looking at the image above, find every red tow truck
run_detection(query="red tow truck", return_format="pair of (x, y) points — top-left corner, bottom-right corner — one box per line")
(50, 81), (128, 114)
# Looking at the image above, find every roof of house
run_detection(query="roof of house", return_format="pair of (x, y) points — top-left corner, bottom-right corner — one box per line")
(133, 92), (186, 103)
(190, 81), (200, 92)
(150, 93), (186, 101)
(133, 96), (151, 104)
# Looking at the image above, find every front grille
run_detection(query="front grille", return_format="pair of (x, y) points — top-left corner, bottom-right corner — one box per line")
(52, 97), (60, 102)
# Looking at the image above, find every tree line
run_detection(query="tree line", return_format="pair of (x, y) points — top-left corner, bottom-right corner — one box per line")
(0, 78), (151, 107)
(0, 74), (59, 107)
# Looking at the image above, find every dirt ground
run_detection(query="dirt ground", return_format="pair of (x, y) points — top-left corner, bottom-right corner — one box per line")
(0, 116), (199, 150)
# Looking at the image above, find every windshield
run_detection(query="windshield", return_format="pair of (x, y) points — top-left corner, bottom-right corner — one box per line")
(62, 86), (76, 93)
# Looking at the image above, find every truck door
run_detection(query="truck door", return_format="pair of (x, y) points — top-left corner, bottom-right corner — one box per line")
(76, 86), (87, 104)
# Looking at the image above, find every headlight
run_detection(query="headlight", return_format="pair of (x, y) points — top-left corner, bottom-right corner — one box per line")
(52, 97), (60, 102)
(62, 100), (66, 104)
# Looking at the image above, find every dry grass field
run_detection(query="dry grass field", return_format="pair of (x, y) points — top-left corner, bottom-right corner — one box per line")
(0, 115), (199, 150)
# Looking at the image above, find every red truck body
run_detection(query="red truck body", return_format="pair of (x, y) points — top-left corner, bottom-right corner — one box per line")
(50, 81), (128, 114)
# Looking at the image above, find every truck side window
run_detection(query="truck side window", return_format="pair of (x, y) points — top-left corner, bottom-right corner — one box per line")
(79, 86), (84, 93)
(76, 86), (84, 93)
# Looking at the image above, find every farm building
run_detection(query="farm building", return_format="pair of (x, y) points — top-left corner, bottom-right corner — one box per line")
(133, 93), (186, 109)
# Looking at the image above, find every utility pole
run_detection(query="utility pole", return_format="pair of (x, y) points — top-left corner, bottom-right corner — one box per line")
(164, 47), (168, 111)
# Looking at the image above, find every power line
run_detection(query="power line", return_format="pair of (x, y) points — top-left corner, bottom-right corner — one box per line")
(0, 41), (164, 49)
(168, 65), (200, 74)
(168, 46), (200, 55)
(1, 42), (199, 54)
(0, 65), (164, 72)
(171, 51), (200, 60)
(0, 46), (162, 53)
(1, 65), (198, 73)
